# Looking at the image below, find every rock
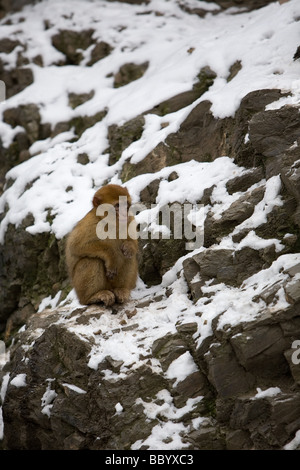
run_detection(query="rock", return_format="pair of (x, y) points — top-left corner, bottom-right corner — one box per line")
(230, 326), (290, 379)
(113, 62), (149, 88)
(147, 90), (204, 117)
(227, 60), (242, 82)
(138, 234), (188, 286)
(72, 110), (108, 137)
(284, 279), (300, 304)
(0, 48), (34, 97)
(139, 179), (160, 205)
(137, 241), (162, 286)
(2, 323), (163, 449)
(120, 88), (285, 180)
(51, 29), (95, 65)
(218, 186), (264, 222)
(183, 241), (287, 302)
(105, 0), (149, 4)
(207, 0), (283, 12)
(179, 3), (220, 17)
(0, 219), (67, 331)
(284, 348), (300, 386)
(249, 106), (300, 158)
(226, 167), (264, 194)
(225, 429), (253, 450)
(191, 246), (268, 287)
(0, 133), (32, 194)
(2, 262), (300, 449)
(228, 392), (300, 449)
(176, 321), (198, 336)
(121, 142), (175, 180)
(52, 109), (107, 139)
(264, 146), (300, 179)
(0, 1), (38, 18)
(166, 100), (232, 163)
(0, 37), (21, 53)
(284, 263), (300, 277)
(255, 280), (282, 305)
(4, 299), (35, 340)
(204, 185), (265, 247)
(255, 196), (298, 244)
(230, 88), (284, 168)
(194, 249), (235, 280)
(181, 1), (277, 22)
(294, 46), (300, 61)
(152, 333), (187, 371)
(68, 91), (95, 109)
(1, 0), (300, 451)
(137, 89), (284, 174)
(3, 104), (42, 144)
(108, 115), (145, 165)
(281, 161), (300, 202)
(87, 41), (112, 66)
(121, 67), (217, 176)
(204, 342), (255, 398)
(147, 66), (216, 116)
(182, 256), (203, 300)
(173, 370), (209, 408)
(76, 153), (90, 165)
(0, 307), (209, 450)
(185, 426), (226, 450)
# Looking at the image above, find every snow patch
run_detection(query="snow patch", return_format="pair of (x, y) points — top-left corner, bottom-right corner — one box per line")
(166, 351), (198, 386)
(10, 374), (27, 388)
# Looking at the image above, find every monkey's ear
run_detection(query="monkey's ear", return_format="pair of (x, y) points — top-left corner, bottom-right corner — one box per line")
(93, 195), (102, 207)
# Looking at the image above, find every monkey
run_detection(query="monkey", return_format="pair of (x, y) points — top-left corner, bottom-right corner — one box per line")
(65, 184), (138, 306)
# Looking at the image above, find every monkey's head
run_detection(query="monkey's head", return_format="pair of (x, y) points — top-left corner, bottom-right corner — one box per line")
(92, 184), (132, 222)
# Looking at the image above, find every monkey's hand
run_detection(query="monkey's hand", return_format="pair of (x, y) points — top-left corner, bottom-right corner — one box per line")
(106, 266), (117, 279)
(121, 241), (135, 258)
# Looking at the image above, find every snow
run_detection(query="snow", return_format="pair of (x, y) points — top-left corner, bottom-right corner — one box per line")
(114, 403), (123, 415)
(132, 421), (190, 451)
(133, 389), (202, 450)
(284, 429), (300, 450)
(41, 379), (57, 417)
(0, 374), (9, 405)
(62, 383), (87, 394)
(0, 373), (10, 441)
(252, 387), (281, 400)
(10, 374), (27, 388)
(166, 351), (198, 386)
(0, 0), (300, 241)
(236, 229), (284, 253)
(235, 175), (283, 230)
(39, 252), (300, 401)
(0, 0), (300, 450)
(204, 253), (300, 336)
(0, 341), (9, 370)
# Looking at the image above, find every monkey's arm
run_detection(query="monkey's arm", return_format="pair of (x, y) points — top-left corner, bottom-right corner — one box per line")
(120, 216), (138, 258)
(121, 239), (138, 258)
(71, 238), (118, 277)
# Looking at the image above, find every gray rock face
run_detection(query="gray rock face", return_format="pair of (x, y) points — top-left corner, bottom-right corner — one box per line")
(2, 259), (300, 450)
(1, 84), (300, 448)
(249, 106), (300, 158)
(122, 89), (284, 178)
(0, 307), (210, 450)
(0, 218), (67, 331)
(0, 36), (33, 98)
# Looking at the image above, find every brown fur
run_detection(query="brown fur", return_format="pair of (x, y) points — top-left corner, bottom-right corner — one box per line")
(65, 184), (138, 306)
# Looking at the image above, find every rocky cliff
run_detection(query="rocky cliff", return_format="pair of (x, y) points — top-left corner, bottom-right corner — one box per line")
(1, 0), (300, 450)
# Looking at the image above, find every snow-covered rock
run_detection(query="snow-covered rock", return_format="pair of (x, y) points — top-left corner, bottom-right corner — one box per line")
(1, 0), (300, 450)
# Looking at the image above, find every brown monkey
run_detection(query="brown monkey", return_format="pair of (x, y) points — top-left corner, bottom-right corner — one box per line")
(66, 184), (138, 306)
